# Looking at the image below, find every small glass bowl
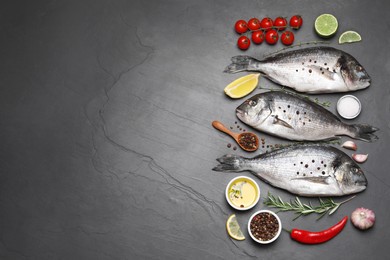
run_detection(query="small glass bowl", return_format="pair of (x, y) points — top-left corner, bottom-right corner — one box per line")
(247, 210), (282, 244)
(337, 95), (361, 119)
(225, 176), (260, 211)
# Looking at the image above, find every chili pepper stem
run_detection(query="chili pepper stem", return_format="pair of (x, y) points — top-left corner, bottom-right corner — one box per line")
(282, 227), (291, 233)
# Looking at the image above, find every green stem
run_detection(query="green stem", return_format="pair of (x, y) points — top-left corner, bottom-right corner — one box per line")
(339, 195), (356, 205)
(263, 41), (330, 58)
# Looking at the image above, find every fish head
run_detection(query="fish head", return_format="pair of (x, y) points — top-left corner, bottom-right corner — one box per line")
(339, 55), (371, 91)
(236, 94), (271, 126)
(334, 159), (367, 195)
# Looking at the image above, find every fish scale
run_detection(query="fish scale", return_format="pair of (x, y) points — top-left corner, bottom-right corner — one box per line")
(236, 91), (378, 142)
(213, 145), (367, 197)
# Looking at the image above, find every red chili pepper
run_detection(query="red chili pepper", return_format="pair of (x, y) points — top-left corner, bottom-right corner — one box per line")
(290, 216), (348, 244)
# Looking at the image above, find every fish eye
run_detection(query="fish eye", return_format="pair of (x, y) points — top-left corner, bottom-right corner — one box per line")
(356, 65), (363, 72)
(249, 100), (257, 106)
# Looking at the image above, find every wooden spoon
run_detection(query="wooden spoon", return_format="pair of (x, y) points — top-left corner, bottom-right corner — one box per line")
(212, 120), (259, 152)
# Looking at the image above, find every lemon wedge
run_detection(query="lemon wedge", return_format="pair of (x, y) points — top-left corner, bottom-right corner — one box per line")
(226, 214), (245, 240)
(224, 74), (260, 99)
(339, 31), (362, 44)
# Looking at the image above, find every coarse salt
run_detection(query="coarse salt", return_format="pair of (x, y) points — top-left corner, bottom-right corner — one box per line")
(337, 95), (361, 119)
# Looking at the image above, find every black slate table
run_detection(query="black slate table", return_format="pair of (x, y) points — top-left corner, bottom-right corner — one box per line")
(1, 0), (389, 259)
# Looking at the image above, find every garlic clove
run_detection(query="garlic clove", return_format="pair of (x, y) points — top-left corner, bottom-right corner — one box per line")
(342, 141), (357, 151)
(352, 154), (368, 163)
(351, 207), (375, 230)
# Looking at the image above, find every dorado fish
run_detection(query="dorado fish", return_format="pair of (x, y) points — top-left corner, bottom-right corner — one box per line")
(236, 91), (378, 142)
(213, 145), (367, 196)
(224, 46), (370, 94)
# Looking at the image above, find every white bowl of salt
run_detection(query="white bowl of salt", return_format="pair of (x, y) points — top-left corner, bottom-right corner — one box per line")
(337, 95), (362, 119)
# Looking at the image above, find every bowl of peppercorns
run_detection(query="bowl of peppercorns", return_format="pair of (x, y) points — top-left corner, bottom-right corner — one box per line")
(248, 210), (282, 244)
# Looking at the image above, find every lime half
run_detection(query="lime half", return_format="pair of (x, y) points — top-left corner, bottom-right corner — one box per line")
(339, 30), (362, 44)
(315, 14), (338, 38)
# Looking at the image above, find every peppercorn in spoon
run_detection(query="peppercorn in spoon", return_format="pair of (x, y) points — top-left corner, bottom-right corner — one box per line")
(212, 120), (259, 152)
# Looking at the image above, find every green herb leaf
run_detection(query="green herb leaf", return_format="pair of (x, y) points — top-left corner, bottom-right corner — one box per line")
(264, 192), (355, 220)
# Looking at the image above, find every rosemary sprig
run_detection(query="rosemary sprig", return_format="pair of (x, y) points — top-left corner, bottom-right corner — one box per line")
(263, 41), (330, 58)
(229, 181), (246, 199)
(313, 98), (331, 108)
(264, 192), (355, 220)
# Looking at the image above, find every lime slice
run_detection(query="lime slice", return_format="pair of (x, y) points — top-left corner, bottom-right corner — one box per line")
(314, 14), (338, 38)
(339, 31), (362, 44)
(226, 214), (245, 240)
(224, 74), (260, 99)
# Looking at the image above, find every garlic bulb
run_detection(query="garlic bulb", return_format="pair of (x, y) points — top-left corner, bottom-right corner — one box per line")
(351, 207), (375, 230)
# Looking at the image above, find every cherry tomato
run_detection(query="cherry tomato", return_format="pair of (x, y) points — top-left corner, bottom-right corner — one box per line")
(274, 17), (287, 31)
(265, 29), (279, 45)
(235, 20), (248, 34)
(251, 30), (264, 44)
(281, 31), (295, 45)
(289, 15), (303, 29)
(237, 35), (250, 50)
(247, 18), (261, 31)
(260, 17), (273, 31)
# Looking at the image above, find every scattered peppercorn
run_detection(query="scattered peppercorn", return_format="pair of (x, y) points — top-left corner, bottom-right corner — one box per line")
(227, 143), (232, 148)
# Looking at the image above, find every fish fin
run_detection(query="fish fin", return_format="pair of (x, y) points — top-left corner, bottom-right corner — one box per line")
(223, 55), (262, 74)
(349, 124), (379, 142)
(315, 136), (341, 142)
(272, 115), (294, 129)
(293, 176), (330, 184)
(213, 155), (245, 172)
(337, 55), (350, 79)
(332, 155), (343, 171)
(307, 65), (336, 80)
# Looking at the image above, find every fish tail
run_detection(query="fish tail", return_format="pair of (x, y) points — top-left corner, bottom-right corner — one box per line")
(212, 155), (246, 172)
(223, 55), (262, 74)
(350, 124), (379, 142)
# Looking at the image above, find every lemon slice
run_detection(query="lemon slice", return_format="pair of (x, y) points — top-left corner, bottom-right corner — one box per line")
(224, 74), (260, 99)
(226, 214), (245, 240)
(339, 31), (362, 44)
(314, 14), (338, 38)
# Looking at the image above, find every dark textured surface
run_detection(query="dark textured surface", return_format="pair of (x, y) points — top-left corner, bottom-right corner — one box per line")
(1, 0), (389, 259)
